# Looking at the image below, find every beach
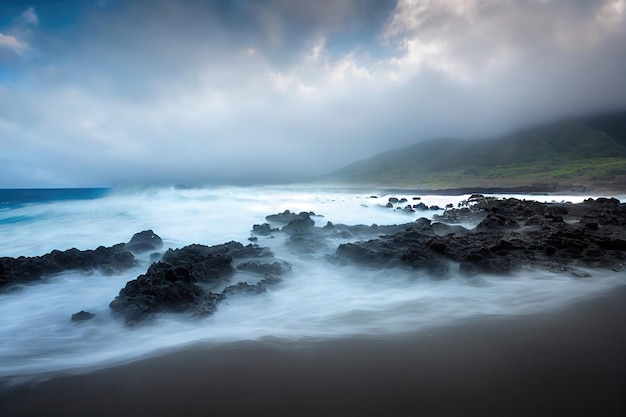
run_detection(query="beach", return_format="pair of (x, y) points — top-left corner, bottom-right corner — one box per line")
(2, 284), (624, 417)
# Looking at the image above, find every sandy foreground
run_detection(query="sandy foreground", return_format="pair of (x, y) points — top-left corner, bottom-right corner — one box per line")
(1, 285), (625, 417)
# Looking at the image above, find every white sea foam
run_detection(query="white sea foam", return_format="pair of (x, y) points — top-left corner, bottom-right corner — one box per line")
(0, 185), (624, 380)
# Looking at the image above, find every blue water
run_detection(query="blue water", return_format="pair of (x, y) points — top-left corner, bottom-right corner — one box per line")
(0, 188), (110, 210)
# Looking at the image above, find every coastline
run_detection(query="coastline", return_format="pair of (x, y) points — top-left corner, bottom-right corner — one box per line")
(378, 184), (626, 196)
(2, 284), (624, 417)
(300, 181), (626, 197)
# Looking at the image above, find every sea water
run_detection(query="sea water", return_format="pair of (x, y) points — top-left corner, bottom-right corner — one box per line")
(0, 185), (624, 381)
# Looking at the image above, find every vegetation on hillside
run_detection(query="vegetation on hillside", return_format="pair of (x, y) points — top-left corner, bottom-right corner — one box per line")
(327, 113), (626, 189)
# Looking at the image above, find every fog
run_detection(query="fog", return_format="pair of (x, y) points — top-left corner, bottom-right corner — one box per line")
(1, 0), (625, 187)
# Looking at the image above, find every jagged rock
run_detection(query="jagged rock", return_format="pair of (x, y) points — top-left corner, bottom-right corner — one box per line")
(71, 311), (95, 322)
(109, 241), (289, 325)
(468, 194), (485, 202)
(281, 212), (316, 233)
(475, 213), (519, 230)
(161, 246), (234, 283)
(266, 210), (316, 225)
(334, 197), (626, 276)
(236, 260), (290, 275)
(220, 275), (281, 299)
(0, 231), (163, 288)
(124, 230), (163, 254)
(252, 223), (275, 236)
(110, 261), (206, 325)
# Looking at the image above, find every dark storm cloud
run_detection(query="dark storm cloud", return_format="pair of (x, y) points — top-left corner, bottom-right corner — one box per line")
(0, 0), (625, 187)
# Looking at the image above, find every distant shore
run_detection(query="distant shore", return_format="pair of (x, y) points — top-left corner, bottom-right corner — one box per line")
(376, 183), (626, 196)
(2, 285), (624, 417)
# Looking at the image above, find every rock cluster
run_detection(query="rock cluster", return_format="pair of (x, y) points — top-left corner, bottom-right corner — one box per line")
(257, 210), (408, 255)
(3, 197), (625, 326)
(335, 197), (626, 277)
(109, 241), (288, 325)
(0, 230), (162, 287)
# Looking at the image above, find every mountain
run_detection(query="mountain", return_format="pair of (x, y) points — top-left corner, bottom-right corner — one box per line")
(326, 112), (626, 190)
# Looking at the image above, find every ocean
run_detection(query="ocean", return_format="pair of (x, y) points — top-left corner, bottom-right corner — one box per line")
(1, 185), (625, 383)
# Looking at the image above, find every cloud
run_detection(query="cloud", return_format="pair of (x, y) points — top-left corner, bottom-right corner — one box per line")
(0, 6), (41, 60)
(20, 6), (39, 26)
(0, 33), (26, 54)
(382, 0), (626, 83)
(0, 0), (625, 187)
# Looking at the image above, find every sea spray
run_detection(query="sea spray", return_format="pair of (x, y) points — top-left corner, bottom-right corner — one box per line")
(0, 185), (624, 380)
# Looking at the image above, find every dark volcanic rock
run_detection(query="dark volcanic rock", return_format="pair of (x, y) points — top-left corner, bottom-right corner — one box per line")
(109, 261), (208, 325)
(124, 230), (163, 254)
(334, 223), (449, 278)
(271, 209), (418, 255)
(334, 197), (626, 276)
(0, 231), (163, 289)
(161, 245), (234, 283)
(279, 212), (323, 254)
(252, 223), (275, 236)
(267, 208), (421, 255)
(220, 275), (281, 300)
(265, 210), (316, 225)
(475, 213), (519, 231)
(71, 310), (95, 322)
(281, 212), (316, 233)
(109, 241), (288, 325)
(236, 260), (290, 276)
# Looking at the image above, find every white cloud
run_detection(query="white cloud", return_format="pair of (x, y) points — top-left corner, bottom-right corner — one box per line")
(305, 36), (326, 63)
(596, 0), (626, 27)
(0, 33), (27, 54)
(21, 7), (39, 26)
(381, 0), (626, 83)
(326, 55), (372, 83)
(270, 72), (315, 93)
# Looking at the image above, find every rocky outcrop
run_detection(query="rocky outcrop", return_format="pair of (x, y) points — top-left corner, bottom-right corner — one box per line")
(265, 210), (316, 225)
(71, 311), (96, 322)
(252, 223), (275, 236)
(263, 210), (412, 255)
(6, 197), (625, 327)
(334, 197), (626, 277)
(0, 231), (162, 288)
(124, 230), (163, 254)
(333, 218), (450, 278)
(109, 241), (288, 325)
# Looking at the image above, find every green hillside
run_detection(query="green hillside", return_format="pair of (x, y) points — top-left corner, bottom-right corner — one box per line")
(327, 113), (626, 190)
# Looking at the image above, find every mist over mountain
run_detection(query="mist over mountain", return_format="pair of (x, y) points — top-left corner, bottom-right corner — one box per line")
(1, 1), (626, 187)
(327, 111), (626, 190)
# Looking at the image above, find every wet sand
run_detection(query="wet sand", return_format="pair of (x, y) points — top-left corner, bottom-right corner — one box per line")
(1, 286), (625, 417)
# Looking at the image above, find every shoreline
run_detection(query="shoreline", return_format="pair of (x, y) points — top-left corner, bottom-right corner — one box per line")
(2, 285), (625, 417)
(295, 181), (626, 196)
(378, 184), (626, 196)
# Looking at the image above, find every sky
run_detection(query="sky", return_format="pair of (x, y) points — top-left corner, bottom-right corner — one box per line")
(1, 0), (625, 187)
